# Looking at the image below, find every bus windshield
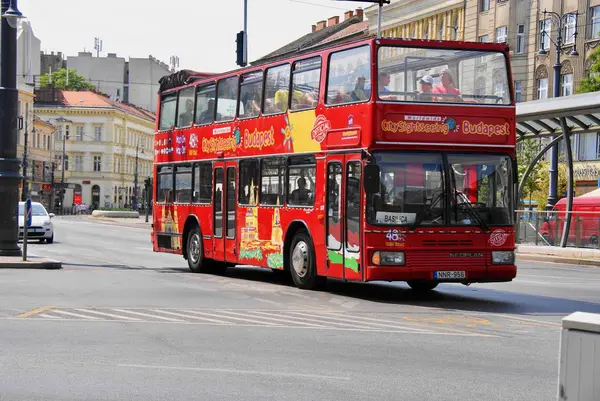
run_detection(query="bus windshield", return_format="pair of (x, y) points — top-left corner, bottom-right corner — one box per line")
(367, 152), (513, 228)
(377, 46), (511, 105)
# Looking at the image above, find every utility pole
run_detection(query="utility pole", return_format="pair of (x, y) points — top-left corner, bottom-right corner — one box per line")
(0, 0), (24, 256)
(50, 161), (55, 211)
(20, 120), (29, 201)
(133, 143), (141, 211)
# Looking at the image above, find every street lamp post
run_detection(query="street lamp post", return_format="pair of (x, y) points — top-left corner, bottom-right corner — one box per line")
(133, 142), (144, 211)
(538, 9), (580, 209)
(50, 116), (71, 214)
(0, 0), (24, 256)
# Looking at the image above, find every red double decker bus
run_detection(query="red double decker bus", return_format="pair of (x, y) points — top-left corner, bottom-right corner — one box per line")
(151, 37), (517, 292)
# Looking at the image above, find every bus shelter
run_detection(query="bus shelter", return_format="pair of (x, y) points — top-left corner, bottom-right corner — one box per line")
(516, 92), (600, 247)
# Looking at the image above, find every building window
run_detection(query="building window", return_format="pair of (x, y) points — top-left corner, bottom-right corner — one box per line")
(514, 81), (522, 102)
(481, 0), (490, 12)
(540, 19), (551, 51)
(496, 26), (507, 43)
(564, 13), (577, 44)
(63, 155), (69, 171)
(76, 126), (84, 141)
(94, 126), (102, 141)
(93, 156), (102, 172)
(452, 15), (459, 40)
(74, 155), (83, 171)
(592, 6), (600, 39)
(561, 73), (573, 96)
(517, 24), (525, 53)
(537, 78), (548, 99)
(438, 22), (444, 39)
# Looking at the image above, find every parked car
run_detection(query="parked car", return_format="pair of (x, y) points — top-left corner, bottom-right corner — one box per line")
(18, 201), (55, 243)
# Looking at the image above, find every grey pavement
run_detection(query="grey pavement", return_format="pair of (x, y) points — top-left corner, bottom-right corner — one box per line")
(1, 215), (599, 400)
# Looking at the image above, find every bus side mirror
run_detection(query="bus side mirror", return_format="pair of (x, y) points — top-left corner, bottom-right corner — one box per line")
(363, 164), (380, 194)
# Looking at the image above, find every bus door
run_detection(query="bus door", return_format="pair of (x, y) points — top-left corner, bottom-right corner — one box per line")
(224, 162), (238, 263)
(212, 164), (225, 261)
(325, 154), (363, 281)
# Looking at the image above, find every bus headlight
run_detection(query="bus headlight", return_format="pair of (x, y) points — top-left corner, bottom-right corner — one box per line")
(492, 251), (514, 265)
(372, 251), (405, 266)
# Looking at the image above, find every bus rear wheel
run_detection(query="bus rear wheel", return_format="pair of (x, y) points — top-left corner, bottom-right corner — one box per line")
(289, 231), (325, 290)
(407, 280), (439, 292)
(187, 228), (208, 273)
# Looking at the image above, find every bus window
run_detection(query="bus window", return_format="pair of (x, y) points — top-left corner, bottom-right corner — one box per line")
(159, 94), (176, 131)
(216, 76), (238, 122)
(193, 162), (212, 204)
(346, 161), (361, 252)
(260, 157), (285, 206)
(176, 87), (195, 128)
(157, 165), (174, 203)
(239, 159), (259, 205)
(175, 165), (192, 203)
(239, 71), (263, 119)
(327, 45), (371, 105)
(214, 168), (224, 237)
(226, 167), (236, 239)
(291, 57), (321, 111)
(287, 155), (316, 207)
(194, 83), (216, 125)
(264, 64), (290, 114)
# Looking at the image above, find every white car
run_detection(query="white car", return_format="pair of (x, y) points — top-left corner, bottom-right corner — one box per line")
(18, 201), (55, 243)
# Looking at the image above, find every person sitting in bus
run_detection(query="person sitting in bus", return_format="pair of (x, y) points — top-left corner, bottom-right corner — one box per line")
(432, 68), (462, 102)
(351, 76), (368, 102)
(417, 75), (434, 102)
(178, 99), (194, 127)
(290, 177), (310, 204)
(274, 88), (304, 112)
(377, 71), (396, 100)
(199, 99), (219, 124)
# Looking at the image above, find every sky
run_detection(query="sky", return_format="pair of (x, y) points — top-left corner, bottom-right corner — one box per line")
(21, 0), (376, 73)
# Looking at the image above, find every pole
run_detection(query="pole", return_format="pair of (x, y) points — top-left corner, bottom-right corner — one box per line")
(377, 1), (382, 38)
(243, 0), (248, 65)
(60, 131), (65, 214)
(21, 120), (28, 201)
(145, 180), (150, 223)
(0, 0), (23, 256)
(547, 38), (561, 209)
(50, 161), (55, 211)
(133, 144), (139, 211)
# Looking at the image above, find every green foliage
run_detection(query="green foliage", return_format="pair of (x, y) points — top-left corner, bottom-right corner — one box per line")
(577, 47), (600, 94)
(531, 162), (568, 211)
(517, 139), (543, 205)
(39, 68), (96, 91)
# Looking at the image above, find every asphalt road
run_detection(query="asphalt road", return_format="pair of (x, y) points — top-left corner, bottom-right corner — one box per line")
(1, 215), (599, 401)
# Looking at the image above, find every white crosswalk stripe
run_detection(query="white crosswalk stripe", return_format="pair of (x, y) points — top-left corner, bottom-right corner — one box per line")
(19, 307), (489, 336)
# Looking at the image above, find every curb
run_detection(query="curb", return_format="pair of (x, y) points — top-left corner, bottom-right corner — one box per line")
(0, 258), (62, 270)
(516, 254), (600, 267)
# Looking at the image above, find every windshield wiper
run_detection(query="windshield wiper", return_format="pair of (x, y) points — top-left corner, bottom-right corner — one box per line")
(454, 190), (489, 232)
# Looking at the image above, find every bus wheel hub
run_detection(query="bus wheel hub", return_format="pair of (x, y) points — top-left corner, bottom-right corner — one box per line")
(292, 241), (309, 278)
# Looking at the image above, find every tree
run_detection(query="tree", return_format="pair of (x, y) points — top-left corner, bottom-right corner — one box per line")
(39, 68), (95, 91)
(532, 162), (568, 210)
(577, 47), (600, 93)
(517, 139), (542, 207)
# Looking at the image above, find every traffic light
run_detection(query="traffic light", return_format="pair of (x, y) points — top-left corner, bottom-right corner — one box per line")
(236, 31), (246, 67)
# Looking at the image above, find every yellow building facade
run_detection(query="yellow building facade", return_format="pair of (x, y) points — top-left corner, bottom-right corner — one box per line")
(366, 0), (465, 41)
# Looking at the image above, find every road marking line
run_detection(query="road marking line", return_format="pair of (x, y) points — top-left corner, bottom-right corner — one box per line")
(311, 312), (433, 332)
(111, 309), (183, 322)
(18, 305), (55, 318)
(498, 315), (561, 328)
(181, 310), (280, 326)
(149, 309), (228, 323)
(225, 310), (326, 327)
(518, 274), (600, 281)
(38, 313), (61, 319)
(117, 364), (351, 380)
(52, 310), (102, 320)
(284, 311), (401, 331)
(75, 309), (142, 321)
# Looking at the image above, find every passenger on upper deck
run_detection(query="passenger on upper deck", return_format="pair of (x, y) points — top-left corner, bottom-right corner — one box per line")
(178, 99), (194, 127)
(432, 68), (462, 102)
(378, 71), (396, 100)
(417, 75), (434, 102)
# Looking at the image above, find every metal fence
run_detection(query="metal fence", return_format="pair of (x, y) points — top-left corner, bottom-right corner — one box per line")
(516, 210), (600, 249)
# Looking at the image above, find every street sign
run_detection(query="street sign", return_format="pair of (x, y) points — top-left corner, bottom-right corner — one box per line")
(25, 198), (32, 227)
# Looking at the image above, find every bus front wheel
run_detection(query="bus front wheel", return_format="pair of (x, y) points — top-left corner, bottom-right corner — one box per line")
(289, 231), (325, 290)
(407, 280), (439, 292)
(187, 228), (207, 273)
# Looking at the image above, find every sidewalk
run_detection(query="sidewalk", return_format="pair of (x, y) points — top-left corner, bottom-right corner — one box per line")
(88, 215), (152, 228)
(517, 244), (600, 267)
(0, 254), (62, 269)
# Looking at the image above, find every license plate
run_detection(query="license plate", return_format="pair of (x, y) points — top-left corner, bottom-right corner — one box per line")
(434, 271), (466, 280)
